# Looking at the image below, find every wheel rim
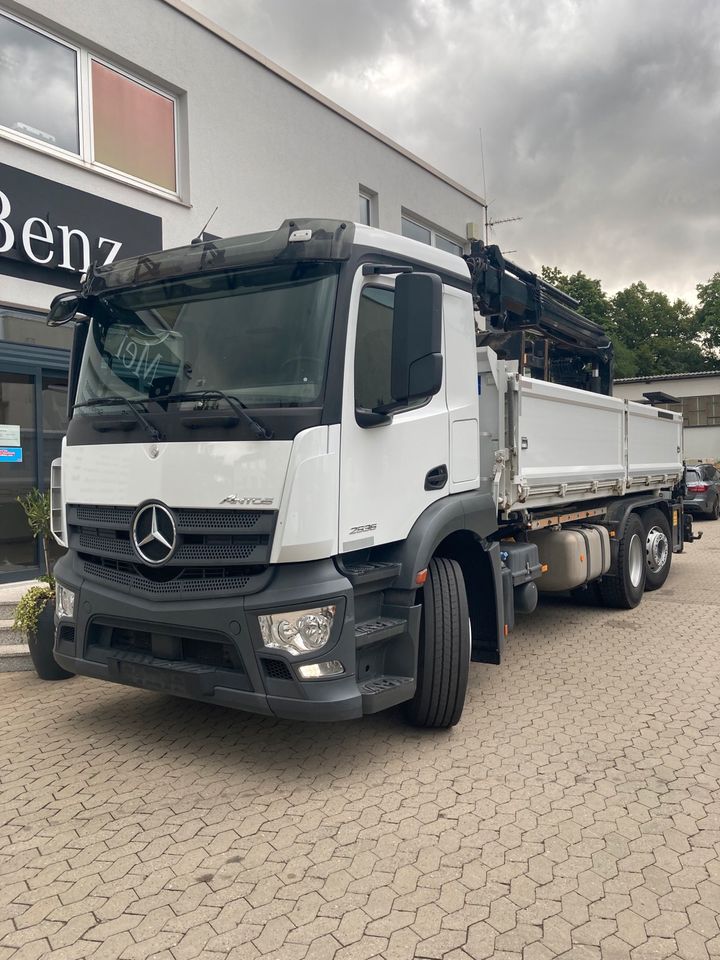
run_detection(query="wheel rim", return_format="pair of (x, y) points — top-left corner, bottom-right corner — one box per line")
(628, 533), (644, 587)
(646, 525), (669, 574)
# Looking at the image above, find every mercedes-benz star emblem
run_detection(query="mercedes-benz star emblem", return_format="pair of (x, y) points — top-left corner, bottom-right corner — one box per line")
(131, 503), (177, 566)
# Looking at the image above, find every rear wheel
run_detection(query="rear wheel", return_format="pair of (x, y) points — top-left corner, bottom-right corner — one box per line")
(708, 496), (720, 521)
(599, 513), (646, 609)
(642, 508), (672, 591)
(405, 557), (470, 729)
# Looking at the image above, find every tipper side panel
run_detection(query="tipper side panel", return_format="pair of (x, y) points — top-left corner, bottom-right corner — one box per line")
(626, 400), (684, 490)
(509, 377), (625, 511)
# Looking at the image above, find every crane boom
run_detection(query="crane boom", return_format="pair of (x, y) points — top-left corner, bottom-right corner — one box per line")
(465, 241), (614, 395)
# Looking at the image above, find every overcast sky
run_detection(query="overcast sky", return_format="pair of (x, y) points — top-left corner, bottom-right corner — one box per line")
(188, 0), (720, 304)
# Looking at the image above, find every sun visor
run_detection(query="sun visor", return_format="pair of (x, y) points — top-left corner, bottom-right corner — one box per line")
(84, 219), (356, 295)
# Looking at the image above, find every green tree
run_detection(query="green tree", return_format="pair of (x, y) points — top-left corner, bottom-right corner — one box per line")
(541, 266), (611, 329)
(611, 282), (705, 376)
(696, 272), (720, 362)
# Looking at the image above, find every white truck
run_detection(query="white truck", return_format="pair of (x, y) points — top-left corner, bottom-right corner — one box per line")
(45, 219), (695, 728)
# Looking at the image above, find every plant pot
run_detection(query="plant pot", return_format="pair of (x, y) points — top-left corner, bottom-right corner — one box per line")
(28, 599), (74, 681)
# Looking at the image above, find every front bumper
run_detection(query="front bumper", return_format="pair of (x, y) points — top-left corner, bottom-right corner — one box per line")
(52, 553), (364, 721)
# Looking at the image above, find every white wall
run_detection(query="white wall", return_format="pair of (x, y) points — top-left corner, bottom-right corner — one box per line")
(614, 376), (720, 401)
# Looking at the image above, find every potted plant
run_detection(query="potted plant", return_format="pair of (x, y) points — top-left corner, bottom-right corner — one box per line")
(13, 489), (73, 681)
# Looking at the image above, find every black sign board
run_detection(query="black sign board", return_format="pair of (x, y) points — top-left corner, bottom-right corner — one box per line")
(0, 162), (163, 289)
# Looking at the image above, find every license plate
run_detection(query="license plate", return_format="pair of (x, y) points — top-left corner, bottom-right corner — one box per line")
(107, 657), (213, 697)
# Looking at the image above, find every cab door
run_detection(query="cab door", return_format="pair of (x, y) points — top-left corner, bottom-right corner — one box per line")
(338, 270), (449, 554)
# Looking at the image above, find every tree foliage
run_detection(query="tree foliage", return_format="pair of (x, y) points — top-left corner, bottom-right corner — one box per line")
(541, 266), (717, 379)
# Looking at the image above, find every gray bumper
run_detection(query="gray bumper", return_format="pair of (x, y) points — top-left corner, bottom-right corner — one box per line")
(53, 553), (363, 721)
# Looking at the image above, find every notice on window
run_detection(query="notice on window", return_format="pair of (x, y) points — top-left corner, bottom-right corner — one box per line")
(0, 425), (20, 446)
(0, 448), (22, 463)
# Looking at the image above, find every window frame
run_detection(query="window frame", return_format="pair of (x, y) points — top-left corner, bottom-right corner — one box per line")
(87, 54), (179, 195)
(401, 212), (465, 256)
(0, 9), (181, 199)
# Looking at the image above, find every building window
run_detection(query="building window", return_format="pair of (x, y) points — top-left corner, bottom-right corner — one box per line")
(359, 193), (371, 226)
(435, 234), (464, 256)
(0, 12), (79, 153)
(401, 214), (464, 255)
(92, 61), (176, 191)
(662, 394), (720, 427)
(0, 11), (178, 194)
(401, 216), (432, 245)
(358, 188), (377, 227)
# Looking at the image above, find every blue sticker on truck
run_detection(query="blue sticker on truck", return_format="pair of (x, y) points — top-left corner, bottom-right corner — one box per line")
(0, 447), (22, 462)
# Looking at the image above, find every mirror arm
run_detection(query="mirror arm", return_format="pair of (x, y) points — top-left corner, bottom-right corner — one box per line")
(356, 408), (393, 428)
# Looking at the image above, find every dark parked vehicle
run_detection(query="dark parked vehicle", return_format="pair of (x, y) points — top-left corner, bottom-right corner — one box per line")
(685, 463), (720, 520)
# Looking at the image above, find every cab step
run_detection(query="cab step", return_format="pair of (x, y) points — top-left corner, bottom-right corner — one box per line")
(355, 616), (407, 649)
(360, 674), (414, 713)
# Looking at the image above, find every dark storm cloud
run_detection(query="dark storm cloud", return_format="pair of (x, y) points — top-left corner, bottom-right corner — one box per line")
(189, 0), (720, 301)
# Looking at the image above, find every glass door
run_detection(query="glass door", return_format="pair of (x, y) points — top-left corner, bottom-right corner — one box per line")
(0, 371), (39, 575)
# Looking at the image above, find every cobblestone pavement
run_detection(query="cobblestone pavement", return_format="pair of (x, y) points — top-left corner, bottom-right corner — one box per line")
(2, 520), (720, 960)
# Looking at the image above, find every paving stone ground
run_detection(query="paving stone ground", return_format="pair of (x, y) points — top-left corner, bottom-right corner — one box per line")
(2, 519), (720, 960)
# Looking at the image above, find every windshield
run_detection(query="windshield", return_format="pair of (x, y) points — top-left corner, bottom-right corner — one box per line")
(75, 263), (339, 411)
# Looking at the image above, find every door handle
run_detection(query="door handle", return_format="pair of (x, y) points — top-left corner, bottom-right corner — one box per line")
(425, 464), (448, 490)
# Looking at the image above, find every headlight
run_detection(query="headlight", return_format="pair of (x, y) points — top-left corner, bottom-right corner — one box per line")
(258, 605), (336, 656)
(56, 583), (75, 619)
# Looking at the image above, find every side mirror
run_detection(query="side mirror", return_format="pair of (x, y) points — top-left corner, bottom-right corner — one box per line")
(389, 272), (443, 406)
(47, 291), (83, 326)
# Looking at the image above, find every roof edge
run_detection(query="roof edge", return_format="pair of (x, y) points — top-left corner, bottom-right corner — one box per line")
(615, 370), (720, 383)
(160, 0), (486, 207)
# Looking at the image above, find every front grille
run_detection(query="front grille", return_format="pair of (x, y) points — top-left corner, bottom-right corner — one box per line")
(81, 556), (269, 599)
(76, 504), (134, 526)
(176, 509), (264, 530)
(68, 503), (277, 570)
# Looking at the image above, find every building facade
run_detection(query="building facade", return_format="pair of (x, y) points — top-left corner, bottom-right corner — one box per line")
(614, 372), (720, 462)
(0, 0), (486, 581)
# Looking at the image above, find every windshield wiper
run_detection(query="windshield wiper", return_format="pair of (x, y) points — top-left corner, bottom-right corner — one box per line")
(160, 390), (274, 439)
(74, 396), (163, 442)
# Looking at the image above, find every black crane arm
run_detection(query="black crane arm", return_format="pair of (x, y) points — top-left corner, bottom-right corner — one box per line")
(465, 242), (614, 395)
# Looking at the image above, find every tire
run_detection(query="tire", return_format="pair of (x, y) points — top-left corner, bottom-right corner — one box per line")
(642, 508), (672, 591)
(598, 513), (646, 609)
(405, 557), (470, 729)
(708, 496), (720, 521)
(28, 602), (74, 681)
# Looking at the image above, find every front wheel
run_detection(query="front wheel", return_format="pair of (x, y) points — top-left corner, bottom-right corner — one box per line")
(599, 513), (646, 609)
(642, 508), (672, 591)
(405, 557), (470, 729)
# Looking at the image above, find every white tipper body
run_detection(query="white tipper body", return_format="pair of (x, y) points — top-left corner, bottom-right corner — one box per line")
(53, 225), (684, 557)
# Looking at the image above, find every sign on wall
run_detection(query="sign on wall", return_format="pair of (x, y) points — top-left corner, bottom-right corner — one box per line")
(0, 425), (21, 445)
(0, 162), (163, 288)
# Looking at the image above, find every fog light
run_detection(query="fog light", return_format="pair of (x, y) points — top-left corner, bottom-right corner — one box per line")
(258, 605), (336, 656)
(297, 660), (344, 680)
(56, 583), (75, 619)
